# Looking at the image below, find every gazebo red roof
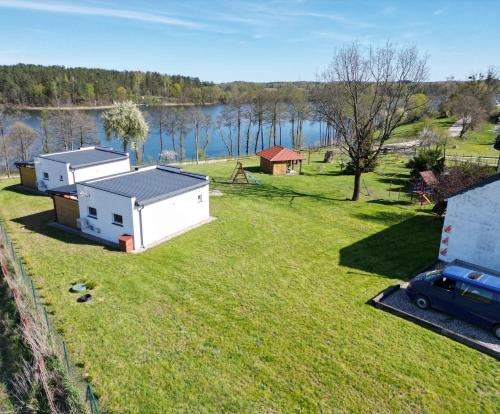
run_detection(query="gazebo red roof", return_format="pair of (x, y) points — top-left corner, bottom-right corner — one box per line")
(256, 146), (305, 162)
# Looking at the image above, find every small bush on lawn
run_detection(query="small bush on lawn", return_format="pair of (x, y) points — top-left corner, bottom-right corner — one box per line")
(342, 159), (378, 175)
(406, 148), (445, 176)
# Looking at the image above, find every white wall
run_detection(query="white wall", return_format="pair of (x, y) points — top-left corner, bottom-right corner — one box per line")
(34, 157), (130, 191)
(76, 183), (135, 245)
(73, 159), (130, 182)
(439, 180), (500, 272)
(134, 185), (210, 250)
(34, 157), (70, 191)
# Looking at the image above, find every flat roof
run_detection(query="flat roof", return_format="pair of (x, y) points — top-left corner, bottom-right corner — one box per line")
(81, 165), (209, 206)
(443, 263), (500, 293)
(39, 147), (128, 169)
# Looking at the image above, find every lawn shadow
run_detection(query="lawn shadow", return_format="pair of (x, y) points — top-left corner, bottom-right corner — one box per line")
(2, 184), (46, 197)
(12, 210), (108, 248)
(222, 182), (346, 204)
(367, 199), (412, 206)
(339, 215), (442, 280)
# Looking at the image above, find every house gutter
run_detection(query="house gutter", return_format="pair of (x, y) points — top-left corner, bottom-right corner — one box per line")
(137, 205), (145, 249)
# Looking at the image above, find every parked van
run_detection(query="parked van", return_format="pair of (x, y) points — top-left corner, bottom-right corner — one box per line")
(406, 262), (500, 338)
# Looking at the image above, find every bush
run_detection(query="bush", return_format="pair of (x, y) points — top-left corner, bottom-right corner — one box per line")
(406, 148), (445, 176)
(434, 163), (494, 201)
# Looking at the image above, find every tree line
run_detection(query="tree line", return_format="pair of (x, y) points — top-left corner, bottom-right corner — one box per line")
(0, 64), (222, 107)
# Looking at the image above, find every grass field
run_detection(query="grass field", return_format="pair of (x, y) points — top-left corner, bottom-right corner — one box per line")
(389, 117), (498, 157)
(0, 155), (498, 413)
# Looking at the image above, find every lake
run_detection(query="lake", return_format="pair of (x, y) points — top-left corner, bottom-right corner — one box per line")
(22, 105), (324, 163)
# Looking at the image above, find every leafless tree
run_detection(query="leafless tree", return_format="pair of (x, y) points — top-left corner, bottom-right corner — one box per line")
(316, 43), (428, 200)
(0, 105), (13, 176)
(200, 112), (212, 159)
(72, 111), (98, 147)
(449, 94), (487, 137)
(153, 105), (169, 155)
(8, 121), (38, 161)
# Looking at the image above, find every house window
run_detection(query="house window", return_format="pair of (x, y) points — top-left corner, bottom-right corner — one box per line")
(88, 207), (97, 218)
(43, 172), (49, 180)
(59, 175), (64, 182)
(112, 213), (123, 226)
(198, 194), (203, 203)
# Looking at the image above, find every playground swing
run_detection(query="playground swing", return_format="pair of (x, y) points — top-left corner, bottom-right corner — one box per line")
(229, 161), (261, 185)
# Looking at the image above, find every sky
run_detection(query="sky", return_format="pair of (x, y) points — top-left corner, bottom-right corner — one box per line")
(0, 0), (499, 83)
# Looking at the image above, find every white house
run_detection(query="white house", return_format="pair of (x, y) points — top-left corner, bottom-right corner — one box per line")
(34, 146), (130, 191)
(74, 165), (210, 251)
(438, 173), (500, 272)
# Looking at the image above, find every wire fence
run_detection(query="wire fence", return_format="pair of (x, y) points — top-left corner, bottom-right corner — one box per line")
(0, 219), (101, 414)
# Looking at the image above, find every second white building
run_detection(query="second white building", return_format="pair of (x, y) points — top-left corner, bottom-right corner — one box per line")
(75, 165), (210, 250)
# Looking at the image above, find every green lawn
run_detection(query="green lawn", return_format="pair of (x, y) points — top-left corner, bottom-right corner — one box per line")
(389, 117), (498, 157)
(0, 156), (498, 413)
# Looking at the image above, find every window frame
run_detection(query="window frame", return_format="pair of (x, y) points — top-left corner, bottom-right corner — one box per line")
(457, 282), (494, 304)
(112, 213), (123, 227)
(87, 206), (98, 219)
(197, 194), (203, 203)
(43, 172), (49, 180)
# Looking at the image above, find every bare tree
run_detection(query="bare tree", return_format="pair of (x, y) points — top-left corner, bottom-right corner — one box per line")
(449, 94), (486, 137)
(152, 106), (169, 155)
(72, 111), (98, 147)
(0, 105), (13, 176)
(316, 43), (428, 200)
(8, 121), (38, 161)
(190, 108), (203, 163)
(200, 112), (212, 159)
(229, 91), (245, 156)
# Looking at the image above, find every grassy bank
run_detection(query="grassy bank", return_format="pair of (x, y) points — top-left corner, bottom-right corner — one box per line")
(0, 156), (497, 413)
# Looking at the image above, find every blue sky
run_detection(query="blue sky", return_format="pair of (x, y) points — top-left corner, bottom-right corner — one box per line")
(0, 0), (498, 83)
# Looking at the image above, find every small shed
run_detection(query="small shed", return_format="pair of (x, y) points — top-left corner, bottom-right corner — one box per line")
(438, 173), (500, 272)
(256, 146), (305, 175)
(47, 185), (79, 229)
(14, 160), (37, 189)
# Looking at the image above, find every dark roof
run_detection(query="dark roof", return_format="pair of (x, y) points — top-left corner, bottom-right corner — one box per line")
(256, 146), (305, 162)
(448, 173), (500, 199)
(47, 184), (78, 196)
(14, 160), (35, 167)
(39, 147), (128, 169)
(81, 165), (209, 206)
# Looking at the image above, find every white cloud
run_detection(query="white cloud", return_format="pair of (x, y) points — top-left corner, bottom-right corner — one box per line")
(0, 0), (202, 28)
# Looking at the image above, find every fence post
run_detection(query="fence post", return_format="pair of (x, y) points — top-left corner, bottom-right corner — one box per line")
(62, 341), (71, 374)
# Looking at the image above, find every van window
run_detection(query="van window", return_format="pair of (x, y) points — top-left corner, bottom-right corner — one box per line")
(457, 283), (493, 304)
(432, 276), (456, 292)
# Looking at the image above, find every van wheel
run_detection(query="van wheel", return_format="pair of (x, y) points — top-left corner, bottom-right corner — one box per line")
(494, 325), (500, 340)
(414, 295), (430, 310)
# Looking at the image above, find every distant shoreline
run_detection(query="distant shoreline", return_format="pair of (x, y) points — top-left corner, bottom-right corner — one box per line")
(13, 102), (218, 111)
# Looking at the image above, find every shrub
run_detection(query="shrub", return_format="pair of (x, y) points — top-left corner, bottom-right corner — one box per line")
(406, 148), (445, 176)
(434, 162), (494, 202)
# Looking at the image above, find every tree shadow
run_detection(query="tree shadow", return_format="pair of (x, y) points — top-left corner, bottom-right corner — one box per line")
(367, 199), (412, 206)
(339, 215), (442, 279)
(220, 182), (346, 204)
(12, 210), (109, 248)
(242, 166), (262, 173)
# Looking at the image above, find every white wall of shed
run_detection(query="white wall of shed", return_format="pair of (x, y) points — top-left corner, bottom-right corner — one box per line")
(76, 183), (135, 245)
(34, 158), (70, 191)
(136, 185), (210, 249)
(439, 180), (500, 272)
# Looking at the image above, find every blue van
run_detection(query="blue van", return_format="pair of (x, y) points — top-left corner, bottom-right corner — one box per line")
(406, 262), (500, 339)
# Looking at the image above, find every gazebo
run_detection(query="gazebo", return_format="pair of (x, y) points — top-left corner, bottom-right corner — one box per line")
(256, 146), (305, 175)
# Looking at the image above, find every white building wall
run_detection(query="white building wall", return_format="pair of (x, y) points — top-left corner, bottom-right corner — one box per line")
(137, 185), (210, 249)
(34, 158), (71, 191)
(73, 159), (130, 182)
(35, 158), (130, 191)
(439, 180), (500, 272)
(76, 183), (135, 245)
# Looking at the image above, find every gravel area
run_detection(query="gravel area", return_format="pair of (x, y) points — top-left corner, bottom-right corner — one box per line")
(382, 283), (500, 354)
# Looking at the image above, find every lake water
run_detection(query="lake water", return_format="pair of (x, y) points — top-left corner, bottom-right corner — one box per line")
(23, 105), (324, 163)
